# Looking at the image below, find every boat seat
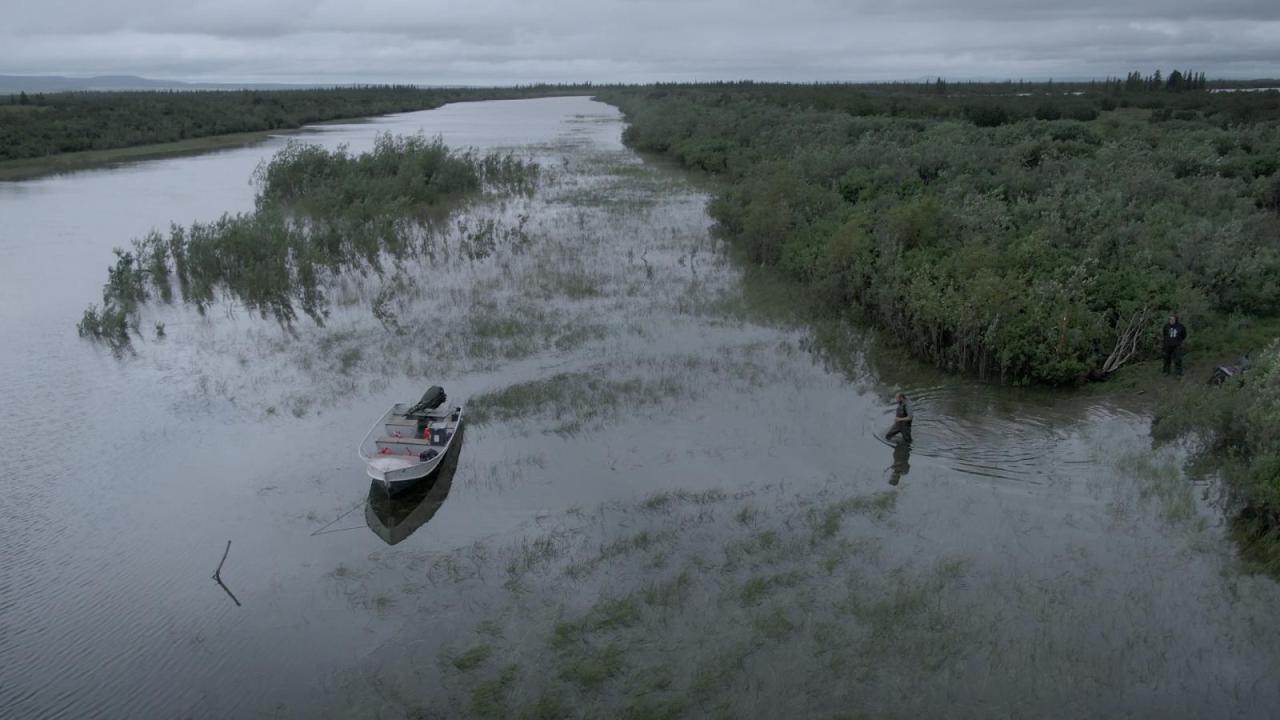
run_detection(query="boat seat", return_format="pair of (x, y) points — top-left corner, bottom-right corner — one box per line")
(387, 412), (450, 427)
(377, 435), (434, 446)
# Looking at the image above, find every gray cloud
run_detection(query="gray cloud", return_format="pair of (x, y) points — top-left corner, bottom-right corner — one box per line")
(1, 0), (1278, 83)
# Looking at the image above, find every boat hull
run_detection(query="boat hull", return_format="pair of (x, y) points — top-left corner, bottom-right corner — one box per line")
(365, 426), (464, 544)
(360, 401), (464, 497)
(366, 449), (447, 495)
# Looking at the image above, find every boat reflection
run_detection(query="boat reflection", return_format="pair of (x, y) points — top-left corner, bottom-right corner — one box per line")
(365, 426), (463, 545)
(888, 440), (911, 486)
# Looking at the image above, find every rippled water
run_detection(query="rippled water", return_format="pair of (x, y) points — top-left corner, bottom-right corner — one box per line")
(2, 97), (1278, 719)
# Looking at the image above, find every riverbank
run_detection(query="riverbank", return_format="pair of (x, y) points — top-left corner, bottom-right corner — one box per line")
(0, 85), (596, 180)
(1149, 340), (1280, 576)
(596, 84), (1280, 578)
(597, 85), (1280, 386)
(0, 129), (288, 180)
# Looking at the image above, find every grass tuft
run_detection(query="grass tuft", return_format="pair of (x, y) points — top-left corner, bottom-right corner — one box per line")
(559, 643), (626, 691)
(470, 663), (520, 718)
(452, 644), (494, 673)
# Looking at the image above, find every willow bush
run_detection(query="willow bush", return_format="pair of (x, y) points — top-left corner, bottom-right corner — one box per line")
(599, 84), (1280, 384)
(1152, 342), (1280, 575)
(600, 82), (1280, 568)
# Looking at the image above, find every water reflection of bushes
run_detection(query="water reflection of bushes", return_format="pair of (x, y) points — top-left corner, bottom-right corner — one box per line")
(78, 134), (537, 349)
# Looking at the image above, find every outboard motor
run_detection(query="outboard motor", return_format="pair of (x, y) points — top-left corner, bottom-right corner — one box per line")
(406, 386), (447, 416)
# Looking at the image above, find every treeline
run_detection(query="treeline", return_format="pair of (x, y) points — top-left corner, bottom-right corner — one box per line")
(78, 133), (537, 348)
(610, 79), (1280, 127)
(0, 84), (594, 162)
(596, 82), (1280, 384)
(1109, 69), (1208, 92)
(7, 79), (1280, 166)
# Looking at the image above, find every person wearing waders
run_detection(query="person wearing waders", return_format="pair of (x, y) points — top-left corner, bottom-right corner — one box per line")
(885, 391), (912, 444)
(1162, 314), (1188, 377)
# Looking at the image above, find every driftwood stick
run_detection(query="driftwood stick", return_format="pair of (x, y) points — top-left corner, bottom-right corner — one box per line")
(213, 540), (231, 581)
(212, 540), (242, 607)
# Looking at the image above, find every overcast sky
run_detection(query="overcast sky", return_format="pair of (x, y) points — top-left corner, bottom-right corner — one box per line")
(2, 0), (1279, 84)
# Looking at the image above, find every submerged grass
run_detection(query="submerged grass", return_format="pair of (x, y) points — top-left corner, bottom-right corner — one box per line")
(324, 433), (1280, 719)
(739, 571), (805, 606)
(468, 370), (685, 434)
(324, 483), (977, 718)
(145, 138), (731, 418)
(470, 663), (520, 718)
(641, 571), (693, 609)
(78, 134), (538, 348)
(1115, 449), (1198, 525)
(566, 530), (675, 580)
(450, 644), (494, 673)
(558, 643), (628, 691)
(810, 491), (898, 542)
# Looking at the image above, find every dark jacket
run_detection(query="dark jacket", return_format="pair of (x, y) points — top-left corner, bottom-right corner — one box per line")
(895, 399), (912, 425)
(1162, 322), (1187, 350)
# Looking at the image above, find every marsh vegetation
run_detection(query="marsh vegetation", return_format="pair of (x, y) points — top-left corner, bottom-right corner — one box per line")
(15, 95), (1280, 719)
(77, 133), (537, 349)
(1153, 340), (1280, 574)
(599, 81), (1280, 385)
(324, 444), (1270, 719)
(598, 79), (1280, 576)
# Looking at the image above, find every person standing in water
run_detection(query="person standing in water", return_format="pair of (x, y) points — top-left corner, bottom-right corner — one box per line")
(885, 391), (912, 444)
(1162, 314), (1187, 377)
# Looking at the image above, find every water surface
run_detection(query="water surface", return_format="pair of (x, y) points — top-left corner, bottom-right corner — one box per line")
(1, 96), (1277, 719)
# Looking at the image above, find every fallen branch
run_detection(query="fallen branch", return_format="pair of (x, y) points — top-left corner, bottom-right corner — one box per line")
(1101, 305), (1150, 375)
(212, 540), (242, 607)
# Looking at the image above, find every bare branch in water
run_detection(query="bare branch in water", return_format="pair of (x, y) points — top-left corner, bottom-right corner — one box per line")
(212, 540), (242, 607)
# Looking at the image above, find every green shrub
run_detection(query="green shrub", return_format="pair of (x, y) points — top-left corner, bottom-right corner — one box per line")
(601, 82), (1280, 385)
(1034, 104), (1061, 121)
(964, 104), (1011, 127)
(1156, 342), (1280, 575)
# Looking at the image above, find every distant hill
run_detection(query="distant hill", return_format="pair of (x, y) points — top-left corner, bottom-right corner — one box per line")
(0, 75), (326, 93)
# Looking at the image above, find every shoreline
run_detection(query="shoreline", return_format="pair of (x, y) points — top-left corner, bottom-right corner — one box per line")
(0, 92), (594, 182)
(0, 129), (287, 181)
(0, 119), (375, 181)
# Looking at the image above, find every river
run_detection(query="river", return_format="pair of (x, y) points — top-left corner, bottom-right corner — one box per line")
(1, 96), (1278, 719)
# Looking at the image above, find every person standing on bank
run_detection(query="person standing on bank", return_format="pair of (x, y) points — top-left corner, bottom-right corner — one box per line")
(886, 391), (913, 444)
(1162, 314), (1188, 377)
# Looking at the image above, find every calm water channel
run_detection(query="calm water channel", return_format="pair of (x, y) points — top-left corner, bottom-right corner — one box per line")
(2, 97), (1278, 719)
